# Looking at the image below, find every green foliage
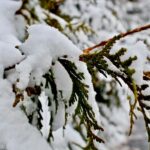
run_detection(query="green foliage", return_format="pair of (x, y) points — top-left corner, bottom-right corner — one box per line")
(39, 0), (63, 11)
(80, 35), (150, 140)
(21, 58), (104, 147)
(59, 58), (104, 148)
(66, 22), (95, 36)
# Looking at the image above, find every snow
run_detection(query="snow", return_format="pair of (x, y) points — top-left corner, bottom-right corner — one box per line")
(16, 24), (81, 89)
(75, 61), (100, 123)
(0, 0), (21, 37)
(0, 0), (150, 150)
(0, 42), (23, 69)
(0, 79), (51, 150)
(0, 0), (23, 71)
(121, 42), (147, 84)
(0, 1), (52, 149)
(0, 1), (100, 148)
(51, 59), (73, 102)
(0, 1), (82, 148)
(51, 125), (86, 150)
(51, 61), (76, 128)
(39, 92), (50, 138)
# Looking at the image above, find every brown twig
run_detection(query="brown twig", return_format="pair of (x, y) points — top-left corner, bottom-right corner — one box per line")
(12, 85), (41, 107)
(13, 93), (24, 107)
(144, 71), (150, 80)
(83, 24), (150, 54)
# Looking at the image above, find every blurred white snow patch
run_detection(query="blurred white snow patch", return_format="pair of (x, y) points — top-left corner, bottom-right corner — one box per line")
(0, 0), (21, 37)
(51, 125), (86, 150)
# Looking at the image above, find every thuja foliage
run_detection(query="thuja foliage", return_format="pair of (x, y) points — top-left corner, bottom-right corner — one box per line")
(13, 0), (150, 149)
(80, 34), (150, 140)
(59, 59), (104, 147)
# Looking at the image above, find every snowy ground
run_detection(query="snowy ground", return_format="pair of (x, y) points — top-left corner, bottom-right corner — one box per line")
(116, 117), (149, 150)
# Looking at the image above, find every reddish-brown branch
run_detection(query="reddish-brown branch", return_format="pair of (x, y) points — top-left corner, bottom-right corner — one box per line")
(83, 24), (150, 54)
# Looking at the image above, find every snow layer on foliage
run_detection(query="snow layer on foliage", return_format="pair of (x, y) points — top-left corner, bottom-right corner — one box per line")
(0, 0), (22, 82)
(75, 61), (100, 123)
(0, 0), (100, 148)
(0, 42), (24, 68)
(110, 41), (149, 86)
(123, 41), (149, 86)
(50, 60), (101, 148)
(0, 0), (23, 73)
(16, 24), (81, 89)
(0, 0), (21, 37)
(0, 1), (52, 149)
(39, 92), (50, 138)
(51, 61), (74, 130)
(0, 79), (51, 150)
(15, 24), (86, 132)
(1, 0), (150, 150)
(20, 24), (81, 58)
(52, 61), (73, 102)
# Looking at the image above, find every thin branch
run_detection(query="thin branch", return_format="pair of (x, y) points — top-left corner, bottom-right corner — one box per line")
(83, 24), (150, 54)
(5, 64), (16, 71)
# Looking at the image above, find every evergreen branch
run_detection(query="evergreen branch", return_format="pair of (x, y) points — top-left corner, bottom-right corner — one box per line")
(59, 58), (104, 146)
(83, 24), (150, 54)
(80, 40), (142, 135)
